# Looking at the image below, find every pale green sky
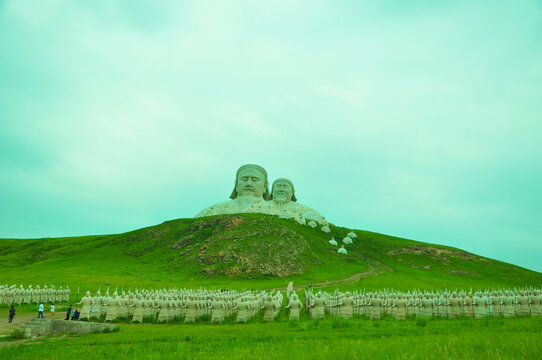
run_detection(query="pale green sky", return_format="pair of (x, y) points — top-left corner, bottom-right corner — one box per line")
(1, 0), (541, 272)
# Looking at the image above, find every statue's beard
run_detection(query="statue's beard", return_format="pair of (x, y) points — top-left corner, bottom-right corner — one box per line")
(273, 193), (290, 204)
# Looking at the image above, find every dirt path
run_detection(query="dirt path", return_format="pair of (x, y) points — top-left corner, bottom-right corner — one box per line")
(299, 265), (378, 289)
(0, 313), (37, 336)
(271, 259), (393, 291)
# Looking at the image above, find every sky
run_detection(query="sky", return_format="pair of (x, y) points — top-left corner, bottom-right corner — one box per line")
(1, 0), (541, 272)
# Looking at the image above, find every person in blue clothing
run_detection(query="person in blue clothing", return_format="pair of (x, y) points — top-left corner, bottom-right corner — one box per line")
(38, 303), (44, 318)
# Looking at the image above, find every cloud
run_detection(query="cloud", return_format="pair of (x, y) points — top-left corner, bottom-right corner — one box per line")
(1, 0), (541, 272)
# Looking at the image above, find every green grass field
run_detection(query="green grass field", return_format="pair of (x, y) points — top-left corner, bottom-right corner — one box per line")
(1, 214), (541, 359)
(1, 307), (541, 360)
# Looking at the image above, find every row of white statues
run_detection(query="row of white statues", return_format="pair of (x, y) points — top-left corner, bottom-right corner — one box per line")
(69, 287), (542, 323)
(0, 284), (70, 305)
(302, 288), (542, 320)
(195, 164), (331, 232)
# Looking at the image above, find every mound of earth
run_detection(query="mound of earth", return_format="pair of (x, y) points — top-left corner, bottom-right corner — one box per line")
(1, 213), (540, 289)
(170, 216), (322, 277)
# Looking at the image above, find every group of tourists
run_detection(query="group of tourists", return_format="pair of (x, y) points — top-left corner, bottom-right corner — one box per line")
(69, 286), (541, 324)
(0, 284), (70, 305)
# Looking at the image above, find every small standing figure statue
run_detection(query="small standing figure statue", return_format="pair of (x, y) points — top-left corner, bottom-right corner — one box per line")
(286, 293), (303, 321)
(262, 296), (278, 322)
(76, 291), (94, 320)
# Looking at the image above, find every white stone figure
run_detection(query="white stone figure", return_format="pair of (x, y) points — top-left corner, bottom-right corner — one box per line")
(420, 293), (434, 319)
(448, 292), (460, 319)
(183, 296), (197, 324)
(262, 296), (278, 322)
(517, 291), (530, 316)
(286, 293), (303, 320)
(76, 291), (94, 320)
(367, 293), (381, 320)
(338, 245), (347, 255)
(343, 237), (353, 245)
(329, 238), (338, 247)
(393, 294), (407, 320)
(530, 290), (541, 317)
(473, 292), (487, 319)
(340, 292), (354, 319)
(15, 285), (23, 306)
(105, 292), (119, 322)
(56, 286), (63, 303)
(195, 164), (270, 217)
(347, 231), (357, 239)
(233, 298), (247, 323)
(117, 292), (129, 318)
(309, 292), (326, 320)
(195, 166), (331, 230)
(286, 282), (294, 293)
(249, 178), (328, 226)
(131, 294), (145, 323)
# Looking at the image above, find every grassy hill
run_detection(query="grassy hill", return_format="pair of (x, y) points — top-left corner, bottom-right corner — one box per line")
(0, 214), (540, 292)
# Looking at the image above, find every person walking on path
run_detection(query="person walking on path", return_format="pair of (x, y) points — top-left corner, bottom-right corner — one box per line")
(38, 303), (44, 318)
(65, 305), (72, 320)
(50, 303), (55, 318)
(9, 305), (16, 323)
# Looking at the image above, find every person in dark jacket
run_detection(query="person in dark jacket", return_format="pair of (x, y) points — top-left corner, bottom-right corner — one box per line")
(65, 305), (72, 320)
(9, 305), (15, 323)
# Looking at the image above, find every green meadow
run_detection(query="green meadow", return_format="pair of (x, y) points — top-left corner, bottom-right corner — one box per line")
(1, 214), (541, 359)
(1, 307), (541, 360)
(0, 214), (540, 292)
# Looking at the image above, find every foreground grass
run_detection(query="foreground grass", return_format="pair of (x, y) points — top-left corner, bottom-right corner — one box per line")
(1, 316), (541, 359)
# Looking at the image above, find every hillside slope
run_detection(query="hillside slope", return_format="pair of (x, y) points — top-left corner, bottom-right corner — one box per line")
(0, 214), (540, 291)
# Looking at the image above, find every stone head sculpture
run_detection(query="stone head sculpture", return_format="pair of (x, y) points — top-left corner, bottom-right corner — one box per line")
(228, 164), (270, 200)
(269, 178), (297, 203)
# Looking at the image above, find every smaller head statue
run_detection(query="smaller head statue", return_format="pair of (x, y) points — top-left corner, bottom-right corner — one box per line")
(85, 291), (90, 297)
(269, 178), (297, 204)
(230, 164), (270, 200)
